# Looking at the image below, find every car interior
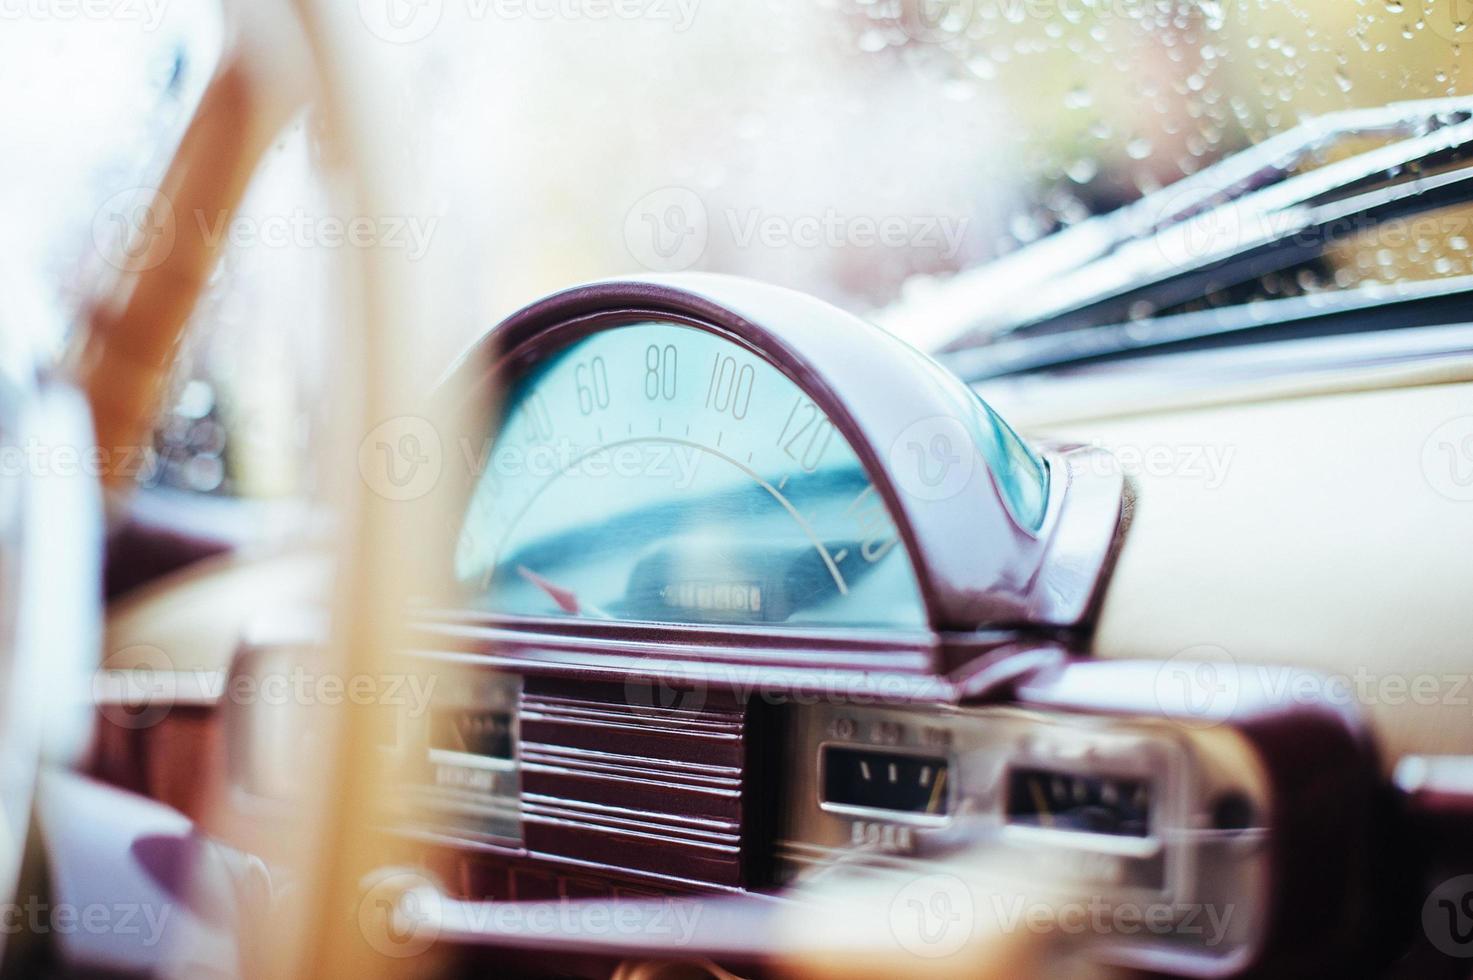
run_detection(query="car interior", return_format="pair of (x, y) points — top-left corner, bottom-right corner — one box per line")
(3, 1), (1473, 977)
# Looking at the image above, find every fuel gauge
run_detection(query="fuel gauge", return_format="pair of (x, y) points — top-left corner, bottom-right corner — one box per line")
(821, 745), (952, 818)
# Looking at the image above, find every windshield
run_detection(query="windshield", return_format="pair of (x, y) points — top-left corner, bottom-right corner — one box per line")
(7, 4), (1468, 395)
(337, 1), (1468, 369)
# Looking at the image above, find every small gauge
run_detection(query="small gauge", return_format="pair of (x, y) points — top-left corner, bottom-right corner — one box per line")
(429, 708), (514, 760)
(1006, 766), (1152, 838)
(821, 745), (951, 817)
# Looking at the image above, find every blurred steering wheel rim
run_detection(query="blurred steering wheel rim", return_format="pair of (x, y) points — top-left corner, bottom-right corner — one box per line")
(54, 2), (437, 976)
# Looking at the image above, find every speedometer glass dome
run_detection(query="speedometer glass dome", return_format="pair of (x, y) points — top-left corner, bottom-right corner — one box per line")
(455, 321), (931, 628)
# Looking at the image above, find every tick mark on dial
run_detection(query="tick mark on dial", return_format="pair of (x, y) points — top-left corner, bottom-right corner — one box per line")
(776, 475), (789, 491)
(832, 549), (848, 563)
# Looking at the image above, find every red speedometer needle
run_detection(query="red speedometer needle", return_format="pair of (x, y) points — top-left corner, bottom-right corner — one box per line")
(516, 565), (610, 618)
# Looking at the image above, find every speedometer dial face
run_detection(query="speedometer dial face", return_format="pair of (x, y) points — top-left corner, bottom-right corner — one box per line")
(455, 321), (926, 629)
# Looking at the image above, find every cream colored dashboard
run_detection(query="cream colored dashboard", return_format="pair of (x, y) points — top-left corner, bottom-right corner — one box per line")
(1000, 373), (1473, 770)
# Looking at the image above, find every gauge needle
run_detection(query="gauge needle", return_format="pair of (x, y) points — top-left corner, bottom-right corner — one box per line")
(516, 566), (611, 619)
(1027, 776), (1055, 829)
(926, 766), (948, 814)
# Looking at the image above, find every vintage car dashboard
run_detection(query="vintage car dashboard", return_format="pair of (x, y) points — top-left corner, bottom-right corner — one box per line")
(381, 276), (1382, 976)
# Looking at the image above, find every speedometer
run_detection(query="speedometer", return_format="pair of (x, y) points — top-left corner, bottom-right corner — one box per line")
(439, 274), (1123, 638)
(457, 321), (928, 628)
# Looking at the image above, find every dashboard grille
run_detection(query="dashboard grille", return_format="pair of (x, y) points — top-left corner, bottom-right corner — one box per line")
(518, 678), (749, 887)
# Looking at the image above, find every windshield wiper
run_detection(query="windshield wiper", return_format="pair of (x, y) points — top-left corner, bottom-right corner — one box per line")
(945, 275), (1473, 381)
(881, 96), (1473, 374)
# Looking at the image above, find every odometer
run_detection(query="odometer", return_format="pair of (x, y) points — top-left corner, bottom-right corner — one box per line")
(455, 321), (928, 629)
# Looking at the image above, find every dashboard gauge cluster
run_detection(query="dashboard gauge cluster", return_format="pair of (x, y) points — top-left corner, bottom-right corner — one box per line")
(393, 277), (1382, 976)
(777, 702), (1272, 970)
